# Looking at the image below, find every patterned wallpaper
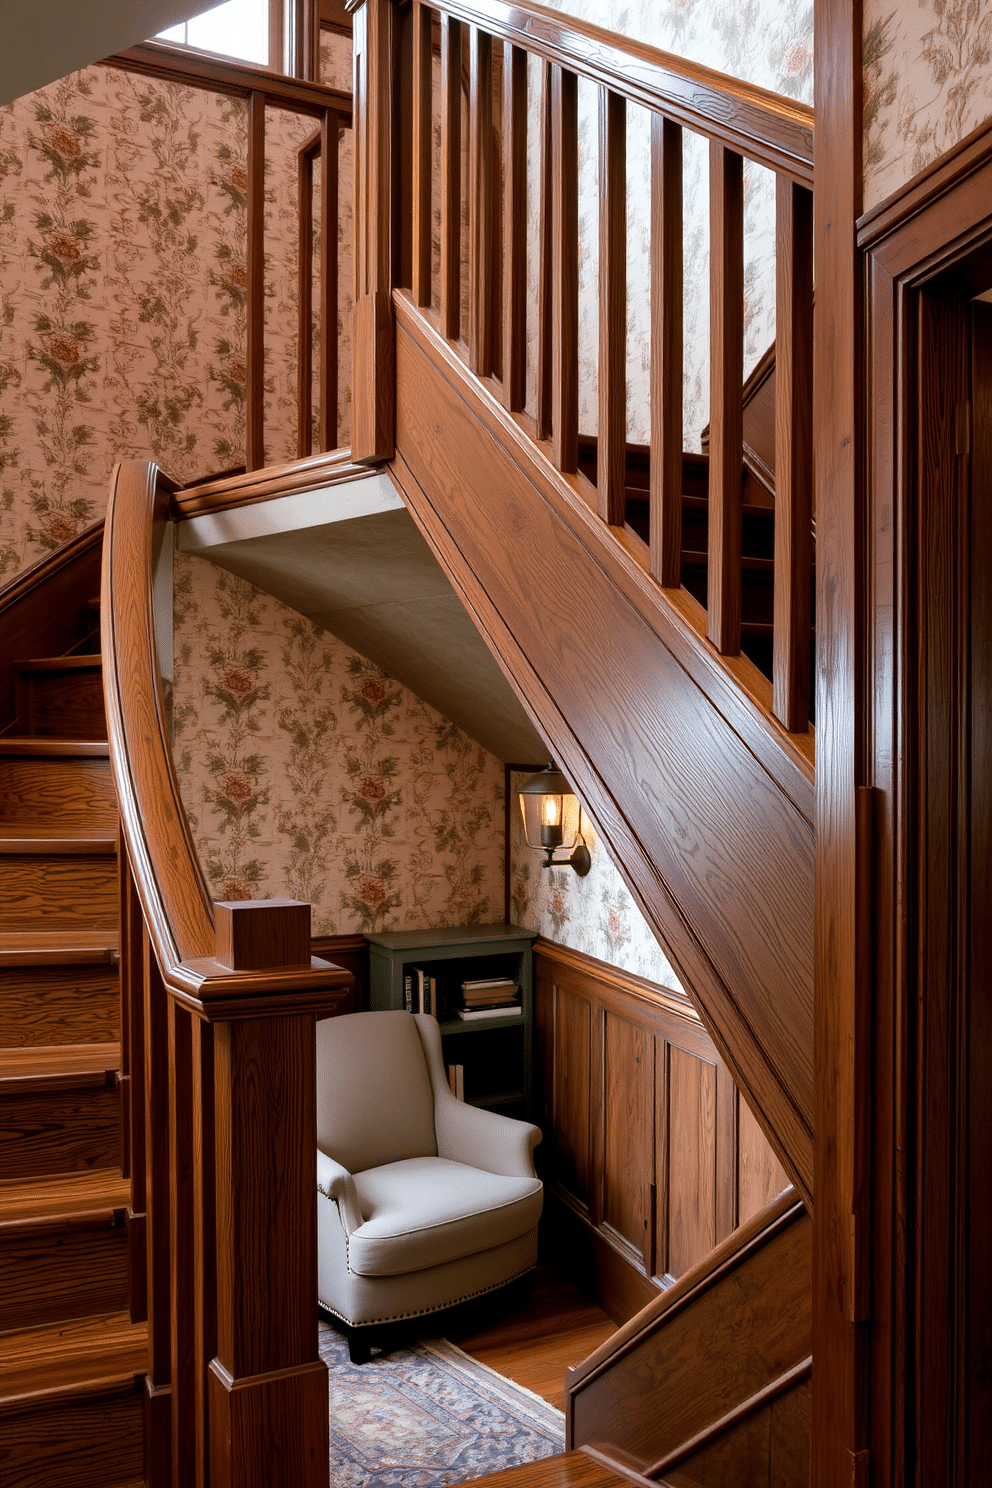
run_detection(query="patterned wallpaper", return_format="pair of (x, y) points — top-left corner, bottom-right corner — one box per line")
(0, 56), (350, 582)
(507, 770), (685, 990)
(525, 0), (813, 450)
(173, 551), (507, 936)
(863, 0), (992, 211)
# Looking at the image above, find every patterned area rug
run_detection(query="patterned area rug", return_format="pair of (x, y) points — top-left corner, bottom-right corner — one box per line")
(319, 1320), (565, 1486)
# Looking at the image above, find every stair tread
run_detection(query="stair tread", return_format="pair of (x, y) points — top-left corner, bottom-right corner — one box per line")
(0, 1042), (119, 1093)
(0, 739), (109, 758)
(0, 1171), (129, 1229)
(461, 1452), (634, 1488)
(13, 656), (103, 672)
(0, 1311), (146, 1405)
(0, 826), (117, 854)
(0, 931), (118, 965)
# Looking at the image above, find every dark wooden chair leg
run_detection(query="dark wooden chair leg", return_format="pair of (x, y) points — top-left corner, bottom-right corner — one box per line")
(348, 1327), (373, 1365)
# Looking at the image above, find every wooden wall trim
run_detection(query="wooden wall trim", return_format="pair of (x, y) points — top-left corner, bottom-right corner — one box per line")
(856, 116), (992, 248)
(104, 42), (352, 119)
(533, 938), (700, 1026)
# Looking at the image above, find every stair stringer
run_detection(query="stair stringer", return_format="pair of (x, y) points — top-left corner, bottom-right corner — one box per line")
(388, 293), (815, 1202)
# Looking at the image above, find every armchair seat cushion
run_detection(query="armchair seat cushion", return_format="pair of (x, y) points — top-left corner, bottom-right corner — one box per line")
(349, 1156), (542, 1278)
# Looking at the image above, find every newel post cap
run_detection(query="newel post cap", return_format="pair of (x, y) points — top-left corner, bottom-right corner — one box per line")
(214, 898), (312, 971)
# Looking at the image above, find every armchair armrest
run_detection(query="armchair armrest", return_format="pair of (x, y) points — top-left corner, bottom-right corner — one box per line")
(413, 1014), (542, 1178)
(317, 1148), (364, 1235)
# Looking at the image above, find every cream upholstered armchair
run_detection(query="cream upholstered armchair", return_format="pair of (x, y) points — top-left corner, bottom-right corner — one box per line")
(315, 1010), (543, 1362)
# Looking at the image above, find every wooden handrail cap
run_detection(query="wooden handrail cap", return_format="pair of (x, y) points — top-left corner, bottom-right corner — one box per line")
(215, 898), (312, 971)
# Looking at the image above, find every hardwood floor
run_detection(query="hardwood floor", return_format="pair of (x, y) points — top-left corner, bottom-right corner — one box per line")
(448, 1265), (617, 1412)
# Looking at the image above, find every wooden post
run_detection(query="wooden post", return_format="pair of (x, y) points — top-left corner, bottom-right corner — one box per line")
(351, 0), (395, 464)
(707, 141), (744, 655)
(319, 110), (339, 452)
(297, 135), (316, 459)
(143, 930), (173, 1488)
(246, 92), (266, 473)
(502, 43), (527, 412)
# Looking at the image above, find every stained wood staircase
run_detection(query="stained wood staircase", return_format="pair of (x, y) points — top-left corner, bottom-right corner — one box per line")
(0, 567), (146, 1488)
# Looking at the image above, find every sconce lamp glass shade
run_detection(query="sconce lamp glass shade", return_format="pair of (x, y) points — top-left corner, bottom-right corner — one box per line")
(518, 763), (591, 875)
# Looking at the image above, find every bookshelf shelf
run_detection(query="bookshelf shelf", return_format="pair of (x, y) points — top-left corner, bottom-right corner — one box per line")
(366, 924), (536, 1118)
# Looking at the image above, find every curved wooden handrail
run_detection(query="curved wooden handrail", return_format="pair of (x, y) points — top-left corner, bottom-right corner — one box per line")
(425, 0), (813, 184)
(107, 41), (353, 121)
(102, 458), (351, 1006)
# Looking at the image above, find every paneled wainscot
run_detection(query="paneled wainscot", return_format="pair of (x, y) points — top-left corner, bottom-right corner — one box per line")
(534, 942), (791, 1322)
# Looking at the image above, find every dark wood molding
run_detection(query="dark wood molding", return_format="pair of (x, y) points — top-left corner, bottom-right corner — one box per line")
(171, 449), (370, 521)
(857, 115), (992, 247)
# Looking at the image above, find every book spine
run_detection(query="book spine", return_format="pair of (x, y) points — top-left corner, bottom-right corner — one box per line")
(415, 967), (425, 1014)
(403, 973), (413, 1013)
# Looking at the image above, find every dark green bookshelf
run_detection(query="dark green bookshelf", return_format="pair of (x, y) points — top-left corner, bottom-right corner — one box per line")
(366, 924), (536, 1119)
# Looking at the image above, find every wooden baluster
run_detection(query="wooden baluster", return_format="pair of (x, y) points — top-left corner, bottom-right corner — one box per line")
(502, 43), (527, 412)
(468, 27), (494, 375)
(120, 840), (148, 1321)
(296, 138), (315, 459)
(268, 0), (285, 74)
(536, 59), (553, 441)
(205, 900), (334, 1488)
(144, 930), (172, 1488)
(650, 115), (684, 587)
(439, 14), (462, 340)
(551, 65), (578, 474)
(598, 88), (626, 524)
(169, 1001), (196, 1484)
(246, 91), (266, 472)
(319, 109), (339, 452)
(773, 177), (814, 731)
(707, 141), (744, 654)
(192, 1018), (216, 1488)
(411, 0), (433, 308)
(351, 0), (395, 463)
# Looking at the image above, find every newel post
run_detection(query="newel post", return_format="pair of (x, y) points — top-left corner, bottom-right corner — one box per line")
(189, 899), (351, 1488)
(349, 0), (399, 463)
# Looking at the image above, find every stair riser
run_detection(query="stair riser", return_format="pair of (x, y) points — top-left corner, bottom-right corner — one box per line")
(0, 964), (119, 1047)
(0, 1086), (120, 1178)
(0, 1385), (143, 1488)
(0, 856), (117, 931)
(0, 758), (116, 830)
(0, 1223), (128, 1332)
(18, 670), (106, 740)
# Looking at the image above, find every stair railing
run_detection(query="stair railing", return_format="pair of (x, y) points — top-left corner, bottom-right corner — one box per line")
(108, 42), (352, 471)
(350, 0), (814, 731)
(102, 459), (353, 1488)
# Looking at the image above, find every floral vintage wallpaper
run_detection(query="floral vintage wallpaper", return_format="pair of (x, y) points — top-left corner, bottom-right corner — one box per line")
(525, 0), (813, 451)
(0, 48), (352, 581)
(173, 550), (507, 936)
(507, 771), (686, 990)
(862, 0), (992, 211)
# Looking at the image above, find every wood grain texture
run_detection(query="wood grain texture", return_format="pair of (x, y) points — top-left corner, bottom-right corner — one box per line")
(707, 141), (744, 655)
(391, 303), (814, 1200)
(403, 0), (813, 184)
(0, 854), (117, 931)
(318, 108), (339, 453)
(246, 91), (266, 471)
(297, 136), (315, 457)
(0, 963), (118, 1048)
(215, 899), (311, 970)
(411, 0), (434, 308)
(737, 1088), (790, 1227)
(0, 754), (115, 831)
(0, 525), (102, 734)
(0, 1214), (128, 1331)
(0, 1084), (120, 1177)
(567, 1195), (810, 1472)
(16, 661), (106, 739)
(553, 983), (593, 1210)
(600, 1010), (649, 1263)
(441, 1451), (632, 1488)
(536, 58), (553, 441)
(468, 26), (494, 374)
(0, 1377), (144, 1488)
(650, 114), (683, 588)
(772, 177), (813, 731)
(666, 1044), (718, 1278)
(502, 43), (528, 412)
(172, 448), (370, 519)
(439, 14), (463, 339)
(597, 89), (626, 526)
(550, 65), (578, 474)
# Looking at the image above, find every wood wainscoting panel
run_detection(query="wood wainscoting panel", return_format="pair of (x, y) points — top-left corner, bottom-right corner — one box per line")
(553, 983), (594, 1214)
(666, 1043), (719, 1279)
(600, 1010), (651, 1266)
(534, 941), (793, 1320)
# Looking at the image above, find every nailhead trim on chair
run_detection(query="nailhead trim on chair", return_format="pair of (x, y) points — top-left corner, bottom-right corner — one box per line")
(316, 1263), (536, 1328)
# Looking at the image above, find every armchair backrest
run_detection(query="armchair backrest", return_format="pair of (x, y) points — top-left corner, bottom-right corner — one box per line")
(315, 1010), (438, 1173)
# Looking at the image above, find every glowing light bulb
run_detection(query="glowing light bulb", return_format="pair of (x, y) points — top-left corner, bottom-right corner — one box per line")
(543, 796), (560, 827)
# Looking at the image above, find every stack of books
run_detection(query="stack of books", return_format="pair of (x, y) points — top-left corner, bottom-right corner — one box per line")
(456, 976), (522, 1020)
(403, 968), (436, 1016)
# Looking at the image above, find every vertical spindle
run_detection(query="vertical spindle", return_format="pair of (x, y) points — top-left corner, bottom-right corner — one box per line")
(469, 28), (494, 374)
(411, 1), (433, 308)
(440, 15), (462, 339)
(246, 91), (266, 472)
(551, 65), (578, 474)
(707, 141), (744, 654)
(502, 44), (527, 412)
(650, 116), (684, 587)
(598, 88), (626, 523)
(319, 110), (338, 451)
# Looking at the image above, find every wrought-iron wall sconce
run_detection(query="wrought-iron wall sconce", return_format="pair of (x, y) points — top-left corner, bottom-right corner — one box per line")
(518, 763), (591, 876)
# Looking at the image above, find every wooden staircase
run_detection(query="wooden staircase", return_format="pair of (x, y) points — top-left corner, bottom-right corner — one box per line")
(0, 573), (146, 1488)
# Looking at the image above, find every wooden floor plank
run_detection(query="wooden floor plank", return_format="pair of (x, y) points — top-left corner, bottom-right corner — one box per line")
(450, 1266), (617, 1412)
(459, 1450), (635, 1488)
